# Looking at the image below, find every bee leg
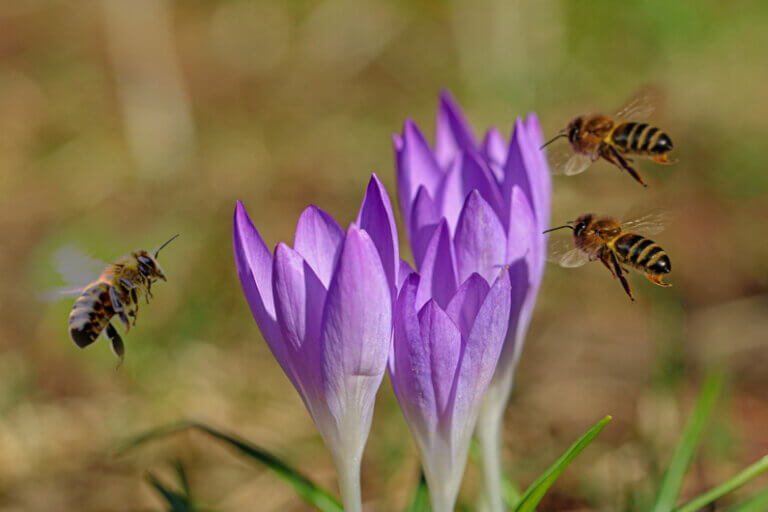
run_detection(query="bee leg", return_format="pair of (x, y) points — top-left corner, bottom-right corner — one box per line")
(117, 310), (130, 331)
(602, 145), (647, 187)
(146, 281), (153, 303)
(110, 287), (131, 332)
(599, 252), (617, 277)
(608, 251), (635, 302)
(110, 286), (124, 312)
(646, 273), (672, 287)
(105, 322), (125, 369)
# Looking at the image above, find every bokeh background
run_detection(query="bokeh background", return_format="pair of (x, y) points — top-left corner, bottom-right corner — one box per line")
(2, 0), (767, 510)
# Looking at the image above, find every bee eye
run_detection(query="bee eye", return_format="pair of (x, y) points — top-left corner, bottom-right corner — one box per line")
(138, 255), (152, 265)
(568, 122), (580, 143)
(138, 263), (150, 276)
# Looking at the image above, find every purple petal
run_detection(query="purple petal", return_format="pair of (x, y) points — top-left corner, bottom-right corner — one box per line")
(320, 225), (392, 421)
(524, 113), (552, 234)
(434, 90), (477, 169)
(437, 151), (505, 233)
(293, 205), (344, 289)
(391, 274), (437, 435)
(445, 273), (490, 339)
(418, 300), (462, 424)
(490, 259), (532, 394)
(502, 118), (550, 234)
(272, 243), (325, 360)
(506, 186), (536, 266)
(397, 259), (415, 291)
(396, 120), (444, 220)
(482, 127), (507, 182)
(233, 202), (293, 380)
(357, 173), (400, 295)
(450, 268), (511, 438)
(416, 220), (458, 311)
(409, 186), (440, 270)
(453, 190), (507, 285)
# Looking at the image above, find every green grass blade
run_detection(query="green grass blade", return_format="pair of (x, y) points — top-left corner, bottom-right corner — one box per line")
(726, 488), (768, 512)
(673, 455), (768, 512)
(405, 471), (430, 512)
(122, 420), (343, 512)
(502, 474), (523, 508)
(146, 472), (196, 512)
(512, 415), (612, 512)
(651, 373), (724, 512)
(174, 459), (191, 500)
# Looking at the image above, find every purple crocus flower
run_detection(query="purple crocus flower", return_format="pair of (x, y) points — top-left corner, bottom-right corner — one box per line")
(233, 174), (399, 512)
(393, 91), (551, 511)
(391, 269), (511, 512)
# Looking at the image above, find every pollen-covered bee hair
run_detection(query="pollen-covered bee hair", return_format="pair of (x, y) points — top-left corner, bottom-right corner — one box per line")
(66, 234), (179, 367)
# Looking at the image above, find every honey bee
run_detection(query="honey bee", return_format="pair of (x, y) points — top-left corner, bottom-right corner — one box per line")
(59, 235), (178, 366)
(541, 92), (674, 186)
(545, 213), (670, 301)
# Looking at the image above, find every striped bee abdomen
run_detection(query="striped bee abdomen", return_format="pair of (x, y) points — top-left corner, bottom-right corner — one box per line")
(611, 122), (673, 155)
(69, 282), (115, 348)
(614, 233), (671, 275)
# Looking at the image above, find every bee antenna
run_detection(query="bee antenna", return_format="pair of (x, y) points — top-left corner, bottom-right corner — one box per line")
(539, 129), (567, 150)
(542, 225), (574, 234)
(154, 234), (180, 258)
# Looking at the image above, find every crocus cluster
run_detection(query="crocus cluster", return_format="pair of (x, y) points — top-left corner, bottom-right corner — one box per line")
(234, 92), (550, 512)
(233, 175), (399, 512)
(393, 91), (550, 511)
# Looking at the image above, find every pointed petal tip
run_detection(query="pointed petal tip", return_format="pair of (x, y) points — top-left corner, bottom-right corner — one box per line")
(234, 199), (248, 222)
(403, 118), (420, 134)
(393, 133), (403, 151)
(403, 271), (420, 291)
(439, 88), (457, 106)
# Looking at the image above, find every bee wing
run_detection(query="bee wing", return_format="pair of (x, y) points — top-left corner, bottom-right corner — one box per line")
(39, 286), (87, 301)
(546, 144), (594, 176)
(614, 88), (661, 122)
(621, 210), (668, 236)
(41, 246), (108, 302)
(547, 239), (590, 268)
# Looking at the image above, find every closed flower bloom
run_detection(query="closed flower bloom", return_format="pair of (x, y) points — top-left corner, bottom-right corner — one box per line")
(233, 174), (399, 512)
(393, 91), (551, 511)
(391, 269), (512, 512)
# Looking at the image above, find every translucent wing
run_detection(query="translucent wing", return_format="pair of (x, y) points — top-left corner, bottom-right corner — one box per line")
(614, 88), (660, 122)
(41, 246), (108, 301)
(621, 210), (668, 236)
(547, 239), (590, 268)
(546, 144), (594, 176)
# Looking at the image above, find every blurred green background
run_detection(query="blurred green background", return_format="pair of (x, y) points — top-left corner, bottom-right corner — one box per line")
(2, 0), (767, 510)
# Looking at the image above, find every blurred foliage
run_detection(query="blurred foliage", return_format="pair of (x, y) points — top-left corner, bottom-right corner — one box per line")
(1, 0), (767, 510)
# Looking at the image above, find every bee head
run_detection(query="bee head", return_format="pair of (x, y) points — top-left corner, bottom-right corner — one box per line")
(567, 117), (583, 145)
(134, 250), (167, 281)
(572, 213), (593, 238)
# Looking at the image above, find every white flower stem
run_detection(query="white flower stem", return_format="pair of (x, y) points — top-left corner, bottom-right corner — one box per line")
(476, 402), (506, 512)
(430, 489), (458, 512)
(332, 453), (363, 512)
(423, 465), (461, 512)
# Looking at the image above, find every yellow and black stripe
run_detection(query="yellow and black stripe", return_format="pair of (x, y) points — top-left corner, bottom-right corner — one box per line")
(613, 233), (671, 275)
(611, 122), (673, 155)
(69, 282), (115, 348)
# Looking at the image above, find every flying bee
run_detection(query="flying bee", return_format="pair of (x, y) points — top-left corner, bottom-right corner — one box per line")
(544, 212), (670, 301)
(56, 235), (179, 366)
(541, 91), (674, 186)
